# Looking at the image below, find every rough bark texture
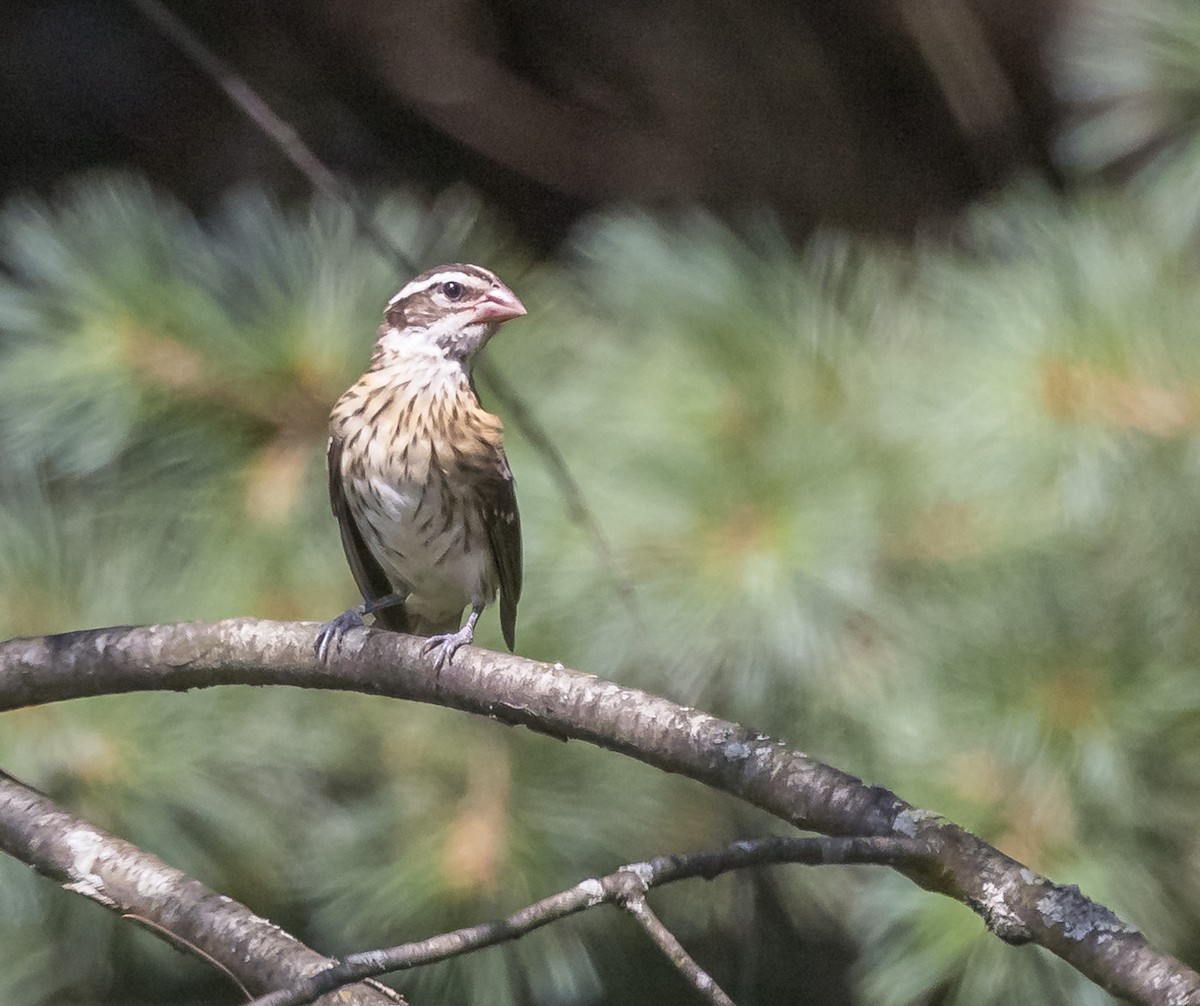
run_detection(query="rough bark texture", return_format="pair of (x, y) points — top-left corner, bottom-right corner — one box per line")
(0, 771), (402, 1005)
(1, 619), (1198, 1005)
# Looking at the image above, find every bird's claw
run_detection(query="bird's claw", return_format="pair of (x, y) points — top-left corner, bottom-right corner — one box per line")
(423, 626), (474, 669)
(315, 607), (366, 662)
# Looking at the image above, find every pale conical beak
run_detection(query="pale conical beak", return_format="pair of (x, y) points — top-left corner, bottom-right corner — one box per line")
(473, 286), (527, 324)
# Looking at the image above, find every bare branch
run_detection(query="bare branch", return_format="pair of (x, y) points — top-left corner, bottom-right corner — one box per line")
(243, 835), (928, 1006)
(0, 770), (403, 1006)
(1, 619), (1196, 1006)
(620, 893), (735, 1006)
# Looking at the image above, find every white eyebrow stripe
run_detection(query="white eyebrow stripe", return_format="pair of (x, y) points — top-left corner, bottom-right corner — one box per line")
(387, 270), (484, 306)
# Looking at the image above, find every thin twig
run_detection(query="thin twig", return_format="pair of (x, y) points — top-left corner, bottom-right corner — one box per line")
(242, 835), (928, 1006)
(122, 913), (252, 1000)
(124, 0), (413, 271)
(621, 893), (735, 1006)
(125, 0), (640, 623)
(125, 1), (341, 203)
(475, 358), (644, 627)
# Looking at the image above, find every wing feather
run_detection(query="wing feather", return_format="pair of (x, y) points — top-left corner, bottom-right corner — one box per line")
(479, 451), (522, 650)
(327, 434), (409, 632)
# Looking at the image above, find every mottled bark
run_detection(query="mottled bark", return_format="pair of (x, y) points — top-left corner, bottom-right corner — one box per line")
(1, 619), (1197, 1005)
(0, 770), (402, 1005)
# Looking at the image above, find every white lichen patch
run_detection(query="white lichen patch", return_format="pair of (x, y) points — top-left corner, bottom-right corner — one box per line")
(134, 866), (183, 900)
(1037, 888), (1138, 942)
(892, 807), (942, 837)
(62, 828), (115, 906)
(575, 878), (606, 905)
(619, 861), (655, 886)
(980, 880), (1030, 942)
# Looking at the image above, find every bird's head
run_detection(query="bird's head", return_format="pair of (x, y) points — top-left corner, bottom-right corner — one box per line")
(375, 263), (526, 366)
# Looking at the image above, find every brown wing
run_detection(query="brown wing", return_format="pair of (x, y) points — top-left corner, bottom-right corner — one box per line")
(480, 450), (522, 651)
(327, 434), (410, 632)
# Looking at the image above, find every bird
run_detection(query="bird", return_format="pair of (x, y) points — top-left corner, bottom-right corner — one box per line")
(315, 263), (525, 666)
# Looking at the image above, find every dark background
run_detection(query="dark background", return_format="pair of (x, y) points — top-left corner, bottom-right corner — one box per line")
(2, 0), (1071, 246)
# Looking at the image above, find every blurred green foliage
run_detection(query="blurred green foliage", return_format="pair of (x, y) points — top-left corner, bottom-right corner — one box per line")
(1058, 0), (1200, 243)
(4, 146), (1200, 1004)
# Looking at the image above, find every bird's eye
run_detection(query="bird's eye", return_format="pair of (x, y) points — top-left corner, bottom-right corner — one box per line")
(441, 281), (464, 300)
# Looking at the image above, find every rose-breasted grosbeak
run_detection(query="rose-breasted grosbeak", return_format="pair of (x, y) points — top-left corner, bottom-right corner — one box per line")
(315, 264), (525, 665)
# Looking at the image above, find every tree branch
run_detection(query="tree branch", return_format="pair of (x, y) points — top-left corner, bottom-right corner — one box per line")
(244, 835), (928, 1006)
(620, 893), (734, 1006)
(0, 769), (403, 1006)
(1, 619), (1197, 1005)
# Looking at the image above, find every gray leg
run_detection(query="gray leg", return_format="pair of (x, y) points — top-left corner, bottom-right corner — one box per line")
(423, 604), (483, 669)
(315, 592), (408, 662)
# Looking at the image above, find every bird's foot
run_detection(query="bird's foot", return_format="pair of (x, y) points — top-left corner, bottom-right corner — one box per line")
(423, 624), (475, 669)
(315, 606), (365, 662)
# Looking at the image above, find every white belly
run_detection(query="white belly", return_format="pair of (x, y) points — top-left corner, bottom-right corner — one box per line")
(349, 472), (494, 624)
